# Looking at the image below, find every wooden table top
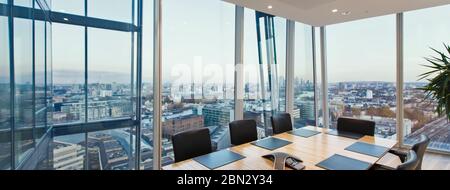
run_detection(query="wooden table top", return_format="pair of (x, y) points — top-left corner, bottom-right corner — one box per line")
(162, 126), (399, 170)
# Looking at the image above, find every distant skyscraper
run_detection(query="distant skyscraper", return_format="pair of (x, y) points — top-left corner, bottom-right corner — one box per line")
(299, 101), (315, 121)
(366, 90), (373, 99)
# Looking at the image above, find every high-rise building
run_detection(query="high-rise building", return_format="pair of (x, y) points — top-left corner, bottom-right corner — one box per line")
(202, 105), (234, 127)
(299, 101), (315, 121)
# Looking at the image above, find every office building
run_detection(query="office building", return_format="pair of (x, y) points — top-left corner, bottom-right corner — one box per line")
(202, 105), (234, 127)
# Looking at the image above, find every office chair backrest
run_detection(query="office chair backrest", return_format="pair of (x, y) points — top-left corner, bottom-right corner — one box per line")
(229, 119), (258, 146)
(337, 117), (375, 136)
(397, 150), (419, 170)
(172, 128), (212, 163)
(271, 113), (293, 135)
(411, 134), (430, 170)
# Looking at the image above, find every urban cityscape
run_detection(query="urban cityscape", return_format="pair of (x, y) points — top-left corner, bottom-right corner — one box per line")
(49, 77), (450, 170)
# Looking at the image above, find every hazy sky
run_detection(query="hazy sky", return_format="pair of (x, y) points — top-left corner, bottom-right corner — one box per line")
(4, 0), (449, 84)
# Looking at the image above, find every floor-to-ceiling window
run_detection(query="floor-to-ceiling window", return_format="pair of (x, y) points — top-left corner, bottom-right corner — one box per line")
(326, 15), (397, 139)
(52, 24), (85, 124)
(314, 28), (324, 128)
(50, 0), (140, 170)
(275, 18), (287, 113)
(14, 0), (35, 166)
(161, 0), (235, 166)
(0, 0), (53, 169)
(87, 28), (133, 121)
(243, 9), (287, 138)
(293, 23), (315, 129)
(141, 0), (154, 170)
(0, 0), (11, 169)
(403, 4), (450, 152)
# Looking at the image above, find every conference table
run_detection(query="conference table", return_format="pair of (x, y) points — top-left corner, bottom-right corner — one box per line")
(163, 126), (401, 170)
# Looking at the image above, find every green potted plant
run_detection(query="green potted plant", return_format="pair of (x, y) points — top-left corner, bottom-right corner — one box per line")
(418, 43), (450, 120)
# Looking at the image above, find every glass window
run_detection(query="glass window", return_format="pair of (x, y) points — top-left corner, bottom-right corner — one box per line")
(88, 28), (133, 121)
(243, 9), (264, 138)
(87, 128), (136, 170)
(53, 134), (85, 170)
(88, 0), (133, 23)
(46, 20), (53, 129)
(314, 28), (324, 128)
(274, 17), (287, 113)
(0, 16), (11, 170)
(140, 0), (153, 170)
(327, 15), (396, 139)
(35, 20), (47, 142)
(243, 9), (287, 138)
(294, 23), (315, 129)
(161, 0), (235, 166)
(52, 0), (84, 15)
(52, 23), (85, 124)
(14, 17), (35, 165)
(403, 5), (450, 152)
(14, 0), (32, 7)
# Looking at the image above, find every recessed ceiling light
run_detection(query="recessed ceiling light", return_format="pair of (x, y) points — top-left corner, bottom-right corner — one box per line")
(341, 11), (351, 16)
(63, 18), (69, 21)
(267, 5), (273, 9)
(332, 9), (338, 13)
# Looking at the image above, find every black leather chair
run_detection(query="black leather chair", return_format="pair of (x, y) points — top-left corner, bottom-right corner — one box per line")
(229, 120), (258, 146)
(271, 113), (293, 135)
(172, 128), (212, 163)
(397, 150), (420, 170)
(337, 117), (375, 136)
(389, 134), (430, 170)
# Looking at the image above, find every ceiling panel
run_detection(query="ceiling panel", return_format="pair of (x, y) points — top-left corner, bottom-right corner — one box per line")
(223, 0), (450, 26)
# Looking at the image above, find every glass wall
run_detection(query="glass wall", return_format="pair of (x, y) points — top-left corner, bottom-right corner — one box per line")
(403, 4), (450, 152)
(88, 0), (132, 23)
(326, 15), (397, 139)
(0, 3), (11, 169)
(34, 19), (47, 142)
(161, 0), (235, 166)
(87, 28), (133, 121)
(14, 0), (35, 165)
(314, 28), (323, 128)
(52, 24), (85, 124)
(52, 0), (84, 15)
(243, 8), (287, 138)
(50, 0), (140, 170)
(293, 23), (315, 128)
(274, 18), (287, 113)
(140, 0), (154, 170)
(0, 0), (54, 169)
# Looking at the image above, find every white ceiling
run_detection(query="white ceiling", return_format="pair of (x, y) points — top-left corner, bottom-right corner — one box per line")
(223, 0), (450, 26)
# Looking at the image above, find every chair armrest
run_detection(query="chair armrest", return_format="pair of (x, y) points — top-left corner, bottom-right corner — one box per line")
(388, 149), (408, 162)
